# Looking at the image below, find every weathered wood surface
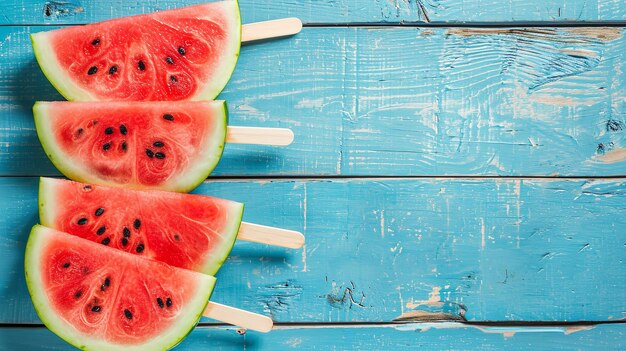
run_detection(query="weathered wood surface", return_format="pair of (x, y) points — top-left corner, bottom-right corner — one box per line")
(1, 0), (625, 348)
(0, 323), (624, 350)
(1, 0), (626, 24)
(2, 26), (626, 177)
(1, 177), (624, 323)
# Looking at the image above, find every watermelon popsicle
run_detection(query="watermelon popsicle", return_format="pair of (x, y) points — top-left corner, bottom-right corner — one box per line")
(39, 177), (304, 275)
(33, 101), (294, 192)
(25, 225), (272, 351)
(29, 1), (302, 102)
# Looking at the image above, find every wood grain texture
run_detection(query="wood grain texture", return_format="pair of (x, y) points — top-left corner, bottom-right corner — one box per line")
(0, 323), (624, 350)
(1, 177), (624, 323)
(2, 27), (626, 176)
(1, 0), (626, 24)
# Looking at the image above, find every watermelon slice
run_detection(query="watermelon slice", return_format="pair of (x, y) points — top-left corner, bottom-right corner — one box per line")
(25, 225), (216, 350)
(31, 1), (241, 101)
(34, 100), (227, 192)
(39, 177), (243, 275)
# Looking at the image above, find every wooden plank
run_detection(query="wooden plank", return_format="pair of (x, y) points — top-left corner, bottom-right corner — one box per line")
(1, 177), (624, 323)
(2, 26), (626, 177)
(1, 0), (626, 25)
(0, 323), (624, 350)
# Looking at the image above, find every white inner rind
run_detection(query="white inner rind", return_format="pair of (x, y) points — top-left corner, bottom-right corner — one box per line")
(33, 101), (228, 192)
(33, 102), (98, 186)
(37, 177), (59, 228)
(200, 201), (244, 275)
(30, 0), (241, 102)
(30, 32), (97, 101)
(25, 225), (216, 351)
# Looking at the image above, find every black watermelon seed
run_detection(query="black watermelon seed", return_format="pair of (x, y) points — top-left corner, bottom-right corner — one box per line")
(83, 185), (92, 191)
(145, 149), (154, 158)
(74, 290), (82, 299)
(91, 38), (100, 46)
(101, 237), (111, 246)
(163, 114), (174, 121)
(121, 237), (129, 247)
(170, 75), (178, 83)
(88, 66), (98, 75)
(173, 234), (180, 241)
(136, 243), (144, 253)
(178, 47), (186, 55)
(123, 227), (130, 237)
(95, 208), (104, 216)
(119, 124), (127, 135)
(157, 297), (164, 308)
(91, 306), (102, 313)
(124, 309), (133, 319)
(154, 152), (165, 159)
(108, 66), (118, 75)
(121, 141), (128, 151)
(138, 60), (146, 71)
(104, 127), (114, 135)
(77, 218), (88, 225)
(75, 128), (84, 137)
(165, 56), (174, 64)
(101, 277), (110, 291)
(166, 298), (172, 307)
(134, 219), (141, 229)
(96, 226), (106, 235)
(103, 142), (111, 151)
(153, 141), (164, 147)
(63, 262), (70, 268)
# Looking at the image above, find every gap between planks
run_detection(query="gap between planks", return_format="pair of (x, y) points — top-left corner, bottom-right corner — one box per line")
(6, 21), (626, 28)
(4, 175), (626, 181)
(2, 320), (623, 329)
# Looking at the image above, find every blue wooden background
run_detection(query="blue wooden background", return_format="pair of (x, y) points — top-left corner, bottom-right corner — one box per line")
(0, 0), (625, 349)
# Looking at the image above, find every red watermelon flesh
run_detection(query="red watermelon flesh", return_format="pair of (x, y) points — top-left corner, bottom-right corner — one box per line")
(25, 225), (216, 350)
(34, 101), (227, 192)
(31, 1), (241, 101)
(39, 177), (243, 275)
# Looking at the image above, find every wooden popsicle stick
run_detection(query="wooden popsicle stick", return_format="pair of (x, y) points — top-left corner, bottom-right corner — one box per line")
(237, 222), (305, 249)
(242, 18), (303, 43)
(203, 301), (273, 333)
(226, 126), (294, 146)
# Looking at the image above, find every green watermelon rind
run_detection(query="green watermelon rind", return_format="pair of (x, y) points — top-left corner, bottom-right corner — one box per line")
(33, 100), (228, 193)
(30, 0), (241, 101)
(38, 177), (244, 275)
(30, 32), (95, 101)
(25, 225), (216, 351)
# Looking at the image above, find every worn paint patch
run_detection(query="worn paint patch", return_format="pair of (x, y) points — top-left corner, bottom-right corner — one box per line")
(594, 148), (626, 163)
(257, 280), (303, 317)
(405, 286), (443, 309)
(43, 1), (84, 18)
(568, 28), (623, 41)
(394, 310), (464, 322)
(446, 27), (622, 42)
